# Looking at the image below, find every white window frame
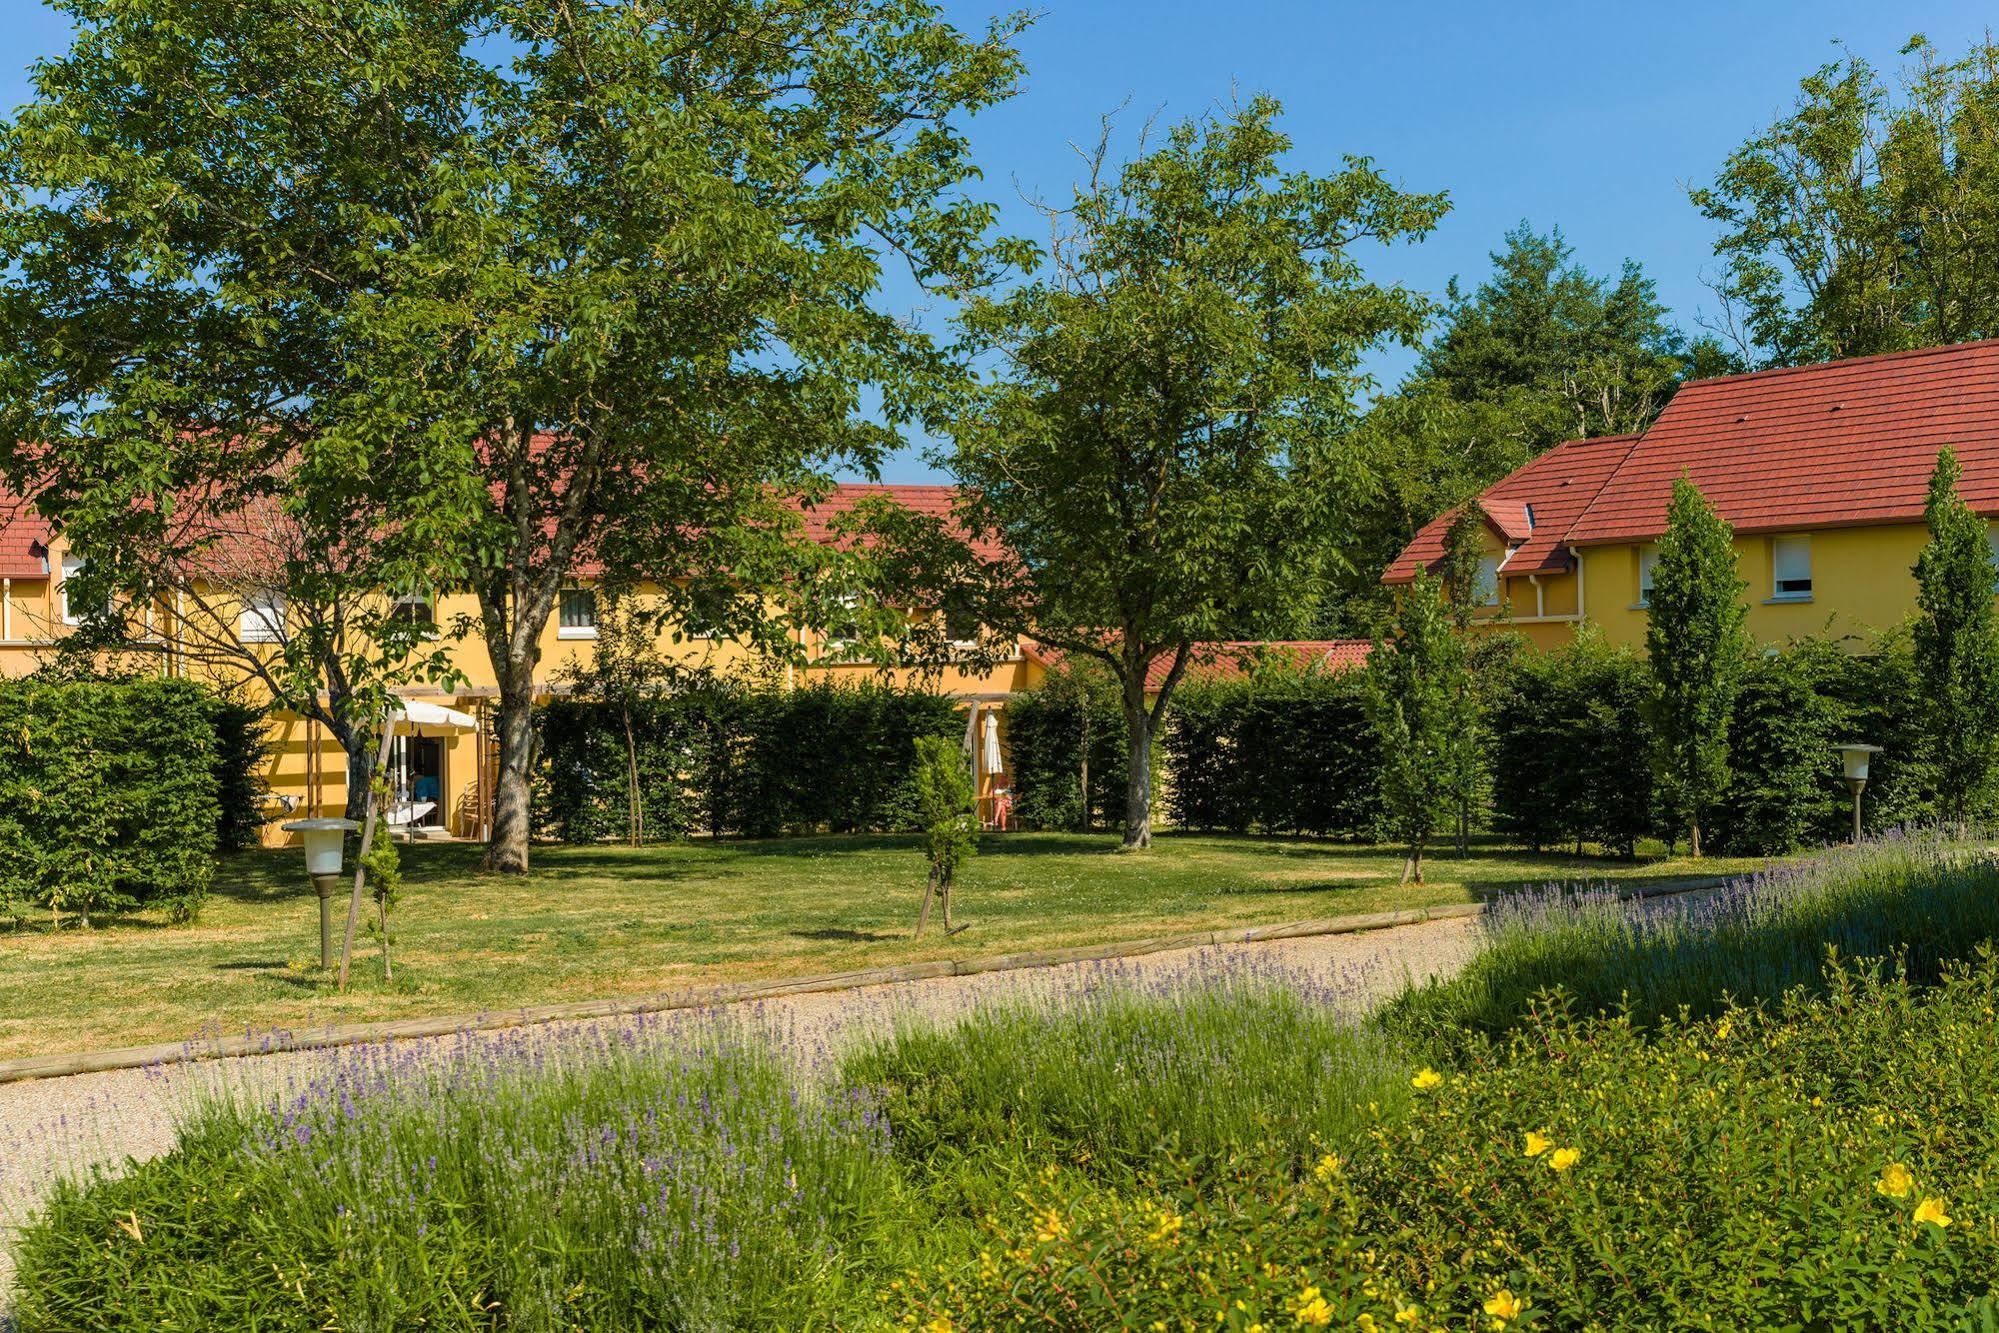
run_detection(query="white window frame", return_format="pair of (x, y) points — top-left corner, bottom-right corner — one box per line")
(239, 589), (286, 643)
(557, 588), (599, 640)
(59, 555), (98, 626)
(1636, 545), (1660, 608)
(391, 593), (440, 640)
(1770, 535), (1813, 601)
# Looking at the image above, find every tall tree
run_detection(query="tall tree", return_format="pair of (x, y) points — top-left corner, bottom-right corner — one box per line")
(1435, 507), (1489, 854)
(0, 0), (1031, 873)
(1912, 446), (1999, 830)
(938, 98), (1446, 848)
(1366, 574), (1462, 883)
(1645, 477), (1748, 858)
(1693, 35), (1999, 366)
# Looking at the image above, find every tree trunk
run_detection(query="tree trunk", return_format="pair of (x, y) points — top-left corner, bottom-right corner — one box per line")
(1689, 819), (1703, 859)
(1402, 836), (1426, 884)
(343, 736), (377, 824)
(485, 666), (536, 874)
(622, 702), (642, 847)
(1121, 709), (1152, 850)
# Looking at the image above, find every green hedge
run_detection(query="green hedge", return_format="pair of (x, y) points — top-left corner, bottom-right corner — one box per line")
(534, 682), (963, 842)
(0, 677), (221, 924)
(1166, 670), (1378, 836)
(1002, 675), (1130, 832)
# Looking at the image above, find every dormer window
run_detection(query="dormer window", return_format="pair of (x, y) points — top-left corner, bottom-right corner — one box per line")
(1474, 555), (1501, 606)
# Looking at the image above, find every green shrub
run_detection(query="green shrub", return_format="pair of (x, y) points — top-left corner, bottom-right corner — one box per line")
(205, 695), (273, 852)
(1707, 636), (1847, 855)
(1388, 836), (1999, 1042)
(1166, 665), (1379, 836)
(1488, 629), (1654, 854)
(1003, 668), (1129, 831)
(920, 956), (1999, 1330)
(0, 676), (220, 923)
(534, 681), (961, 841)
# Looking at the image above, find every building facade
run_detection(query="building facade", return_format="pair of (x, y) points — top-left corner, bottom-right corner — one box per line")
(1385, 339), (1999, 654)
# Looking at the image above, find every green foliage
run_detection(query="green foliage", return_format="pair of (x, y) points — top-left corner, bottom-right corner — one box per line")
(0, 677), (219, 925)
(910, 735), (978, 887)
(1707, 638), (1848, 855)
(944, 97), (1445, 845)
(1645, 476), (1749, 855)
(1365, 576), (1465, 876)
(534, 683), (963, 841)
(1000, 669), (1130, 832)
(1913, 447), (1999, 826)
(1693, 35), (1999, 365)
(1164, 665), (1379, 836)
(1489, 629), (1656, 854)
(204, 696), (273, 853)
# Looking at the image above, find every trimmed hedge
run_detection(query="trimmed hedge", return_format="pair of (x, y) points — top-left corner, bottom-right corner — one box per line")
(1166, 669), (1378, 837)
(1002, 673), (1130, 832)
(534, 682), (963, 842)
(0, 677), (221, 924)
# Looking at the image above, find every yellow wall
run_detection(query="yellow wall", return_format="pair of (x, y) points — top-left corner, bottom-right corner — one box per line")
(1451, 526), (1587, 653)
(1574, 523), (1926, 652)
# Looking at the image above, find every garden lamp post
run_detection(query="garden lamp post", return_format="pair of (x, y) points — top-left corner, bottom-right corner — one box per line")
(282, 817), (361, 968)
(1834, 743), (1883, 845)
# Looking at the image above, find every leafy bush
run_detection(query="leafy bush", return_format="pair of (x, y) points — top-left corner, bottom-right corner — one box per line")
(0, 676), (220, 923)
(1707, 636), (1846, 854)
(1488, 629), (1655, 854)
(535, 681), (962, 841)
(923, 955), (1999, 1330)
(1166, 665), (1379, 837)
(1003, 667), (1129, 831)
(205, 695), (273, 852)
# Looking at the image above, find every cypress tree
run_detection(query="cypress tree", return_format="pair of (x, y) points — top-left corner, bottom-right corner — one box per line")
(1367, 574), (1464, 882)
(1646, 476), (1748, 857)
(1912, 446), (1999, 831)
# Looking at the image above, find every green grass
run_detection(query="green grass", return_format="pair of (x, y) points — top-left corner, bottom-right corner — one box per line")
(0, 831), (1753, 1059)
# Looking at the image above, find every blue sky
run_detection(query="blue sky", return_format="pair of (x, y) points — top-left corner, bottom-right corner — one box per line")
(5, 1), (1994, 480)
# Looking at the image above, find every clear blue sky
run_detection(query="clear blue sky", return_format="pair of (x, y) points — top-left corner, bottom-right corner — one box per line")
(5, 1), (1994, 480)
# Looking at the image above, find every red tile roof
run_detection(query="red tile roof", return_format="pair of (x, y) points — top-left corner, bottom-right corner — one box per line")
(1566, 338), (1999, 545)
(1381, 434), (1640, 585)
(0, 490), (50, 579)
(1024, 639), (1371, 690)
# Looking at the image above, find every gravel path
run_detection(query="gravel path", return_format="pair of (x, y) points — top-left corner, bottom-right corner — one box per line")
(0, 915), (1481, 1312)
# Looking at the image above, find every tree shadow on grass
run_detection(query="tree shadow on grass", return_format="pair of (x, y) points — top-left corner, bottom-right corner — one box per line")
(790, 927), (901, 943)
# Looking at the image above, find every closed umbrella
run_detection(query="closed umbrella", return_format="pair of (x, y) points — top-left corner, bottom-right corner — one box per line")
(982, 710), (1003, 778)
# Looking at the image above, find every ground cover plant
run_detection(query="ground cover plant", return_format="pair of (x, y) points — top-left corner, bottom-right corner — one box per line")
(0, 833), (1742, 1059)
(15, 835), (1999, 1329)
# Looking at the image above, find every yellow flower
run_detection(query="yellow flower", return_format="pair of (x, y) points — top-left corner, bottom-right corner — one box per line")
(1715, 1018), (1733, 1039)
(1394, 1308), (1420, 1326)
(1876, 1162), (1914, 1199)
(1033, 1208), (1069, 1243)
(1547, 1147), (1580, 1173)
(1914, 1197), (1952, 1228)
(1411, 1068), (1443, 1091)
(1483, 1289), (1524, 1320)
(1355, 1315), (1378, 1332)
(1145, 1207), (1184, 1245)
(924, 1319), (953, 1333)
(1523, 1131), (1551, 1158)
(1314, 1153), (1345, 1184)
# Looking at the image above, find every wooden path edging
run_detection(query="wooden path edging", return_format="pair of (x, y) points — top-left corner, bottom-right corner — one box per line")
(0, 875), (1732, 1086)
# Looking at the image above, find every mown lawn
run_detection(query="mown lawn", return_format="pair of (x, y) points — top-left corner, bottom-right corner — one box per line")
(0, 832), (1765, 1059)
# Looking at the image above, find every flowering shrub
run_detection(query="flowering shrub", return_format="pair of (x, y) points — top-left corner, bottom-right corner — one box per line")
(904, 954), (1999, 1329)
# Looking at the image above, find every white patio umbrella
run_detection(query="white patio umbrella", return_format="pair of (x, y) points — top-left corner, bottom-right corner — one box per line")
(982, 709), (1003, 778)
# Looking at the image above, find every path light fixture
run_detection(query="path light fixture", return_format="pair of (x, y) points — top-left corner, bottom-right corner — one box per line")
(282, 817), (361, 968)
(1834, 743), (1883, 845)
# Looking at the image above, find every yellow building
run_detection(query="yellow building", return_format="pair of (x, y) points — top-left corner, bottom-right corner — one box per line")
(1386, 338), (1999, 655)
(0, 484), (1047, 845)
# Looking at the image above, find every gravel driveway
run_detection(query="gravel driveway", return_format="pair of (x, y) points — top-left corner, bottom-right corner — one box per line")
(0, 915), (1481, 1312)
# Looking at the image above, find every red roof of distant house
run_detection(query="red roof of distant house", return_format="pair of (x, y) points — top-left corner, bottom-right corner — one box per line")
(1381, 433), (1640, 585)
(1024, 638), (1370, 690)
(1566, 338), (1999, 545)
(793, 482), (1009, 562)
(0, 490), (50, 580)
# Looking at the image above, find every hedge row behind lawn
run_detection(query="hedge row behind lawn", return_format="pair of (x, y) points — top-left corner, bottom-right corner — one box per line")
(0, 676), (225, 924)
(1166, 669), (1380, 837)
(534, 681), (963, 841)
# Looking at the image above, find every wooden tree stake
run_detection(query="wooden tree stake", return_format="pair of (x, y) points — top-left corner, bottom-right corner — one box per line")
(338, 709), (399, 990)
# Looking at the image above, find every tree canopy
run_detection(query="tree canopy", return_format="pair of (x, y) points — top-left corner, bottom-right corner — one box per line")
(937, 97), (1446, 848)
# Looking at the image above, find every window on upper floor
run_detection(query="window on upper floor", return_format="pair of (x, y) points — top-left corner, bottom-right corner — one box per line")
(390, 594), (438, 640)
(558, 588), (598, 639)
(1636, 545), (1660, 607)
(1771, 535), (1812, 600)
(59, 555), (105, 626)
(1474, 554), (1501, 607)
(239, 589), (286, 643)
